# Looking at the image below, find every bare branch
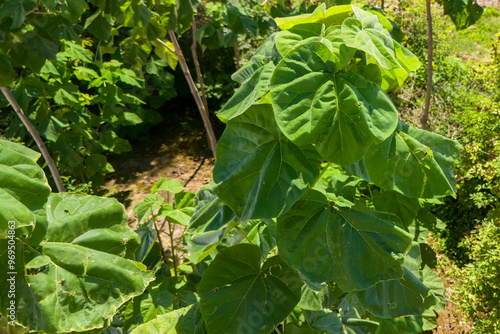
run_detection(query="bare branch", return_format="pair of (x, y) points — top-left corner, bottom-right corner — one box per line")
(1, 87), (66, 192)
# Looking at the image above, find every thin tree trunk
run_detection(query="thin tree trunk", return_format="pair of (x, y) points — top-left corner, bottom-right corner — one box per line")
(233, 41), (241, 70)
(191, 19), (209, 115)
(422, 0), (433, 130)
(1, 87), (66, 192)
(159, 33), (217, 158)
(381, 0), (385, 10)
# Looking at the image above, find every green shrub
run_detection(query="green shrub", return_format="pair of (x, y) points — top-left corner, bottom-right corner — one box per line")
(452, 216), (500, 333)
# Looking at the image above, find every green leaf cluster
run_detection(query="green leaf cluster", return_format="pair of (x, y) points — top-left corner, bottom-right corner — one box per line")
(0, 140), (154, 333)
(0, 0), (202, 185)
(181, 4), (460, 333)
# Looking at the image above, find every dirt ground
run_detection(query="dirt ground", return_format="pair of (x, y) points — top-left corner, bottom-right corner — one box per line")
(105, 125), (214, 222)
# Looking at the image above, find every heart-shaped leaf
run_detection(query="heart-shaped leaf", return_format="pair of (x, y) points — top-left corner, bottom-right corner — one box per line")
(277, 190), (412, 291)
(0, 140), (51, 239)
(347, 243), (443, 318)
(270, 39), (398, 165)
(199, 244), (301, 334)
(213, 104), (319, 220)
(0, 193), (153, 333)
(217, 61), (276, 123)
(364, 122), (461, 198)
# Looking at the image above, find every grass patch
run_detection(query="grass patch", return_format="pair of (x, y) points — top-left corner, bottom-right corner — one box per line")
(439, 6), (500, 59)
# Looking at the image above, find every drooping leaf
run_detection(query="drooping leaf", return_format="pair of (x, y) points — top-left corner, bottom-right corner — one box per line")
(270, 39), (398, 165)
(199, 244), (301, 334)
(0, 193), (154, 333)
(347, 243), (442, 318)
(186, 185), (238, 263)
(438, 0), (483, 30)
(231, 33), (280, 84)
(0, 140), (51, 239)
(364, 122), (461, 198)
(213, 104), (320, 220)
(276, 189), (412, 291)
(217, 62), (276, 123)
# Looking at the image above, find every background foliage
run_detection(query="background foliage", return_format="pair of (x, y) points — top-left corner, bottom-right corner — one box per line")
(1, 0), (500, 333)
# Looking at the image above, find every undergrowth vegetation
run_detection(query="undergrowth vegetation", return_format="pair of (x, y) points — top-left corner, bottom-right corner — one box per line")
(1, 0), (500, 333)
(391, 1), (500, 331)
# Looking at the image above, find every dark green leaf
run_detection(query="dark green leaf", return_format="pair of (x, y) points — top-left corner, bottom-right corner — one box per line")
(217, 62), (275, 123)
(439, 0), (483, 30)
(364, 122), (461, 198)
(232, 33), (280, 84)
(372, 190), (420, 228)
(277, 190), (412, 291)
(84, 9), (112, 41)
(0, 0), (37, 29)
(0, 140), (51, 238)
(271, 39), (398, 165)
(199, 244), (302, 334)
(41, 0), (88, 24)
(213, 104), (319, 220)
(186, 185), (237, 263)
(347, 243), (442, 318)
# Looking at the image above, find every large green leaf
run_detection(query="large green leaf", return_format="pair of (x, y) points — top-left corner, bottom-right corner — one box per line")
(303, 308), (380, 334)
(438, 0), (483, 30)
(274, 4), (353, 30)
(276, 190), (412, 291)
(213, 104), (319, 220)
(341, 7), (398, 70)
(364, 122), (461, 198)
(372, 190), (420, 228)
(231, 33), (280, 84)
(41, 0), (89, 24)
(199, 244), (301, 334)
(0, 140), (51, 239)
(347, 243), (441, 318)
(275, 22), (324, 58)
(217, 62), (276, 123)
(0, 0), (37, 29)
(275, 24), (355, 71)
(270, 39), (398, 165)
(0, 193), (154, 333)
